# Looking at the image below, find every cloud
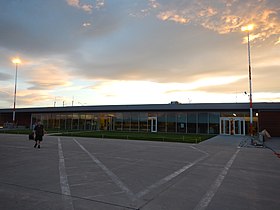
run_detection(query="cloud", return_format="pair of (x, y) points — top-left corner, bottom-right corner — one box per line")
(0, 72), (12, 81)
(157, 11), (190, 24)
(150, 0), (280, 44)
(82, 22), (91, 27)
(66, 0), (105, 12)
(16, 91), (53, 106)
(198, 7), (218, 17)
(0, 0), (91, 56)
(68, 19), (249, 84)
(0, 0), (279, 108)
(275, 37), (280, 45)
(96, 0), (105, 9)
(253, 92), (280, 102)
(24, 63), (72, 90)
(66, 0), (93, 13)
(164, 75), (246, 93)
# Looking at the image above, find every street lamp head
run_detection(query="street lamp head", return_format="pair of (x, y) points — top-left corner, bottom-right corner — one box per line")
(241, 24), (254, 32)
(12, 58), (21, 64)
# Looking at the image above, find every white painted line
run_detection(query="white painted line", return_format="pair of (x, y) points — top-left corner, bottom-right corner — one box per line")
(73, 138), (135, 201)
(58, 138), (74, 210)
(189, 146), (209, 155)
(136, 153), (208, 199)
(194, 149), (240, 210)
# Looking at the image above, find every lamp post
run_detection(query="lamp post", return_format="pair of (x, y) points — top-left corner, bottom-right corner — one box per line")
(12, 58), (21, 126)
(241, 24), (254, 136)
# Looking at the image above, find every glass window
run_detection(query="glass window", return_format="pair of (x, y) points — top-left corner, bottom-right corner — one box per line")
(157, 113), (166, 132)
(131, 112), (139, 131)
(198, 113), (208, 133)
(177, 113), (186, 133)
(209, 113), (220, 134)
(139, 112), (148, 132)
(41, 114), (48, 129)
(47, 113), (54, 130)
(123, 113), (131, 131)
(72, 114), (79, 130)
(167, 112), (176, 132)
(66, 114), (73, 130)
(115, 113), (123, 131)
(99, 113), (114, 131)
(187, 113), (197, 133)
(85, 114), (93, 130)
(92, 115), (99, 130)
(54, 114), (60, 129)
(60, 114), (66, 130)
(99, 113), (106, 130)
(79, 114), (86, 130)
(106, 114), (115, 131)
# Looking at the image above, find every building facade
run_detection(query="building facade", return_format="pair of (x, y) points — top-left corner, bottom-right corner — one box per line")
(0, 103), (279, 136)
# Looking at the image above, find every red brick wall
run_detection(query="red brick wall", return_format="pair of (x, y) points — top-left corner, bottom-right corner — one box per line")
(0, 112), (31, 128)
(259, 111), (280, 137)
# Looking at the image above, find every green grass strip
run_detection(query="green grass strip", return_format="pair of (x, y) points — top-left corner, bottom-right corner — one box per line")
(0, 129), (215, 144)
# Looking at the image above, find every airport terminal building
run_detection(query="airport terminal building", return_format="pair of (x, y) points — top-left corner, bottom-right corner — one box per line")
(0, 102), (279, 136)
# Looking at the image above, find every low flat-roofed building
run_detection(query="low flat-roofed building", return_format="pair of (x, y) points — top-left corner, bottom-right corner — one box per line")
(0, 102), (279, 136)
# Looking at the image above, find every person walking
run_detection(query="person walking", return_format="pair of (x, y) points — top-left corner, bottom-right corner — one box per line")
(33, 121), (45, 148)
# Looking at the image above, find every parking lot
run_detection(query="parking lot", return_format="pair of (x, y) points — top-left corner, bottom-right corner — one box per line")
(0, 134), (279, 210)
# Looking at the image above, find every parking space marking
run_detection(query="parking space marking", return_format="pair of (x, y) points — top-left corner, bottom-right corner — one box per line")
(189, 145), (209, 155)
(58, 137), (74, 210)
(72, 138), (210, 201)
(194, 148), (240, 210)
(73, 138), (136, 201)
(136, 153), (208, 199)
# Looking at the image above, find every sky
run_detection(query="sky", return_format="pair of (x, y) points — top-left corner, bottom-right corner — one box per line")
(0, 0), (280, 108)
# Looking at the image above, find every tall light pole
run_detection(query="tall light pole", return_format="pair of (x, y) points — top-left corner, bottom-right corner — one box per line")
(241, 24), (254, 136)
(12, 58), (21, 126)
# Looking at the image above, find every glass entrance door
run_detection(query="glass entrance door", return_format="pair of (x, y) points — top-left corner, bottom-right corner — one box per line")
(220, 118), (230, 135)
(148, 117), (157, 132)
(220, 117), (245, 135)
(234, 118), (245, 135)
(100, 115), (115, 131)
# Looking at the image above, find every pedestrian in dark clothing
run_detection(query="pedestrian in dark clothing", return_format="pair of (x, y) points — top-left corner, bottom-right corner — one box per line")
(34, 121), (45, 148)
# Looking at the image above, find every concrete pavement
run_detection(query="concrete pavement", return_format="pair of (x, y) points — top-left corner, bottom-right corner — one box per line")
(0, 134), (279, 210)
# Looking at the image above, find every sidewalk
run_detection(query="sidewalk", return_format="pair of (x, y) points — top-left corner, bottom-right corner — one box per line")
(264, 137), (280, 157)
(202, 135), (280, 159)
(199, 135), (248, 147)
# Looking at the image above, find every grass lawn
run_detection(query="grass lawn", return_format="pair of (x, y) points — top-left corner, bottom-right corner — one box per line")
(55, 131), (215, 144)
(0, 129), (215, 144)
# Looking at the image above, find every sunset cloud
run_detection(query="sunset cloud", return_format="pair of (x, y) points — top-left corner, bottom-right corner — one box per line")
(198, 7), (218, 17)
(153, 0), (280, 43)
(0, 0), (279, 108)
(66, 0), (105, 12)
(26, 64), (72, 90)
(157, 11), (190, 24)
(66, 0), (93, 13)
(275, 37), (280, 45)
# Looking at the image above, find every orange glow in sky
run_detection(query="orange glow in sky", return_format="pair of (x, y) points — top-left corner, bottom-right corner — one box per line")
(0, 0), (280, 108)
(241, 24), (254, 31)
(12, 58), (21, 64)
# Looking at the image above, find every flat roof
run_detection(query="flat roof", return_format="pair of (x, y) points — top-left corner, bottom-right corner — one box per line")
(0, 102), (279, 113)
